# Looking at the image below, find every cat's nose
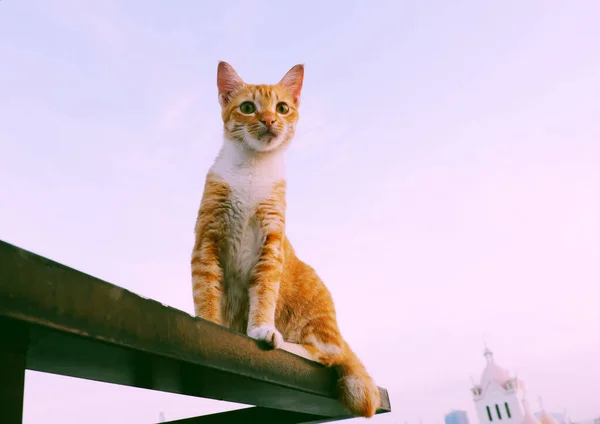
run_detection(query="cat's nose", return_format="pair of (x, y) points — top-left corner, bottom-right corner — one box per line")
(260, 113), (276, 128)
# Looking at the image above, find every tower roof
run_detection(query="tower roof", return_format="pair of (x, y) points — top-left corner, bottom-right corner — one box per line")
(479, 347), (511, 388)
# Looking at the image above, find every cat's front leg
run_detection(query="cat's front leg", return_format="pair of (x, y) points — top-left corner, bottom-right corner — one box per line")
(191, 236), (223, 325)
(247, 231), (284, 348)
(247, 190), (286, 348)
(191, 176), (229, 326)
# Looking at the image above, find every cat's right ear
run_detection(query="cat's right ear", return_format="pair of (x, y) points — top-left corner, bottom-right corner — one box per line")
(217, 61), (244, 106)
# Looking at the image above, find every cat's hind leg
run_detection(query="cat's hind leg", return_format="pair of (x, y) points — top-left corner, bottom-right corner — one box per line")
(298, 321), (381, 418)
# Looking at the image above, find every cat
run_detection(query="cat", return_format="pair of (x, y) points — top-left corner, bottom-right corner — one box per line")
(191, 61), (381, 418)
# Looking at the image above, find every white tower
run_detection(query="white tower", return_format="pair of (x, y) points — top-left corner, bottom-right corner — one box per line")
(471, 348), (539, 424)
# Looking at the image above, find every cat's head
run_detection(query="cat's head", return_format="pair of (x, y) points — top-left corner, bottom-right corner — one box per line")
(216, 61), (304, 153)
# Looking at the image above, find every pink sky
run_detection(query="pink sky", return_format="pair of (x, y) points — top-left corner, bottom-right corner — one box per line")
(1, 1), (599, 423)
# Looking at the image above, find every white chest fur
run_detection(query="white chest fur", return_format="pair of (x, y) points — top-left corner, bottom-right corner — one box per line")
(210, 139), (285, 329)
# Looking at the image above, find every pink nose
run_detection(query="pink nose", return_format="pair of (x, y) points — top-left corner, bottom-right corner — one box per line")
(260, 113), (276, 128)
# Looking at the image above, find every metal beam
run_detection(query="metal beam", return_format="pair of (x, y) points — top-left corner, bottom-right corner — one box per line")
(0, 318), (28, 424)
(157, 406), (352, 424)
(0, 239), (391, 421)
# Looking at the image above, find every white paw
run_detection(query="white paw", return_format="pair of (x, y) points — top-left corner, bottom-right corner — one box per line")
(247, 325), (283, 349)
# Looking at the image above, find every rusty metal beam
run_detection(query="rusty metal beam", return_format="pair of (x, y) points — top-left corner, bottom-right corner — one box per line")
(0, 239), (391, 422)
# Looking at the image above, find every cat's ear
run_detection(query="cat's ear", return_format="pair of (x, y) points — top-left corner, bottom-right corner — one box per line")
(217, 61), (244, 106)
(278, 64), (304, 104)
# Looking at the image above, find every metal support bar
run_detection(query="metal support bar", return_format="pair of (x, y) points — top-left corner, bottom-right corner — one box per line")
(0, 318), (28, 424)
(158, 406), (348, 424)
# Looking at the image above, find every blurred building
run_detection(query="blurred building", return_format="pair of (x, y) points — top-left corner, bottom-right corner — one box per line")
(537, 410), (560, 424)
(469, 347), (540, 424)
(446, 410), (470, 424)
(469, 348), (576, 424)
(535, 411), (565, 424)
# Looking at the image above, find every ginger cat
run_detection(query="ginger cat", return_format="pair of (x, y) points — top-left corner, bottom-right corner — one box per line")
(191, 61), (381, 418)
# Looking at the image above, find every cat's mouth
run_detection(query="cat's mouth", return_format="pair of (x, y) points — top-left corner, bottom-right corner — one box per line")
(258, 129), (278, 143)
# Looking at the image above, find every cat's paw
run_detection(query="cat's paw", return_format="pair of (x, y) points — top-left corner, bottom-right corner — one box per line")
(247, 325), (283, 349)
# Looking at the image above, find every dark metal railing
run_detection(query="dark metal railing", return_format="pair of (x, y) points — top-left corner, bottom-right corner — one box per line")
(0, 240), (391, 423)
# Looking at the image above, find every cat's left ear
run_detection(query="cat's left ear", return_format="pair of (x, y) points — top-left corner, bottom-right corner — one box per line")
(278, 64), (304, 104)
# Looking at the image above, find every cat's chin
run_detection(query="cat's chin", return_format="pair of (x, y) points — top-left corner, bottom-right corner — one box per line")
(243, 136), (286, 153)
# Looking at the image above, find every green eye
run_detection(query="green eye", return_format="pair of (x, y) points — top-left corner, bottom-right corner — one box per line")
(276, 102), (290, 114)
(239, 101), (256, 114)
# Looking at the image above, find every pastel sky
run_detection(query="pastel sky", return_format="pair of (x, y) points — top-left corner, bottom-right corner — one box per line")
(1, 1), (599, 423)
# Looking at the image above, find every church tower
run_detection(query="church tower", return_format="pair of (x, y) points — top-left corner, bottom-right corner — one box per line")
(470, 348), (540, 424)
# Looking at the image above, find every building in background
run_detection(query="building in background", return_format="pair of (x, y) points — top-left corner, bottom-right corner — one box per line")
(469, 348), (578, 424)
(445, 410), (470, 424)
(470, 347), (540, 424)
(535, 410), (564, 424)
(537, 410), (560, 424)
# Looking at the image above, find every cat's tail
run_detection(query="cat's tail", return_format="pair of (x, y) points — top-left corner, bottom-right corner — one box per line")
(334, 341), (381, 418)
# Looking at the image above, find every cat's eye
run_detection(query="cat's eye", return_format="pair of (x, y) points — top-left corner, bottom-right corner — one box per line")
(276, 102), (290, 115)
(239, 101), (256, 114)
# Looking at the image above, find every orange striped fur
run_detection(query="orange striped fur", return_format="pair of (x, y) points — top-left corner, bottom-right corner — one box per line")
(191, 62), (380, 418)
